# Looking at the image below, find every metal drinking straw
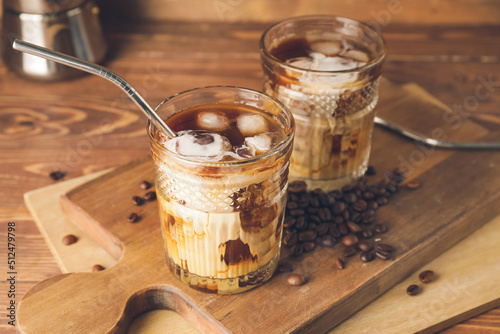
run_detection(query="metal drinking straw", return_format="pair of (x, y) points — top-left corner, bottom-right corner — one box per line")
(12, 39), (177, 139)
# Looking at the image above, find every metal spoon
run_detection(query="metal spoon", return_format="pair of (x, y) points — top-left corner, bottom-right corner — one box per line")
(12, 39), (177, 138)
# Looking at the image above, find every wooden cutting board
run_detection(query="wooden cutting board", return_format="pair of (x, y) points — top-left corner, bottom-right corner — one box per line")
(18, 80), (500, 333)
(23, 169), (500, 334)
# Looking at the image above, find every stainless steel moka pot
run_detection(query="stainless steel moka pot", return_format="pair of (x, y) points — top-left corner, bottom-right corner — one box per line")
(2, 0), (107, 81)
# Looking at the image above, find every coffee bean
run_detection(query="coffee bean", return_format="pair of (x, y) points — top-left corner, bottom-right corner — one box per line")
(144, 191), (156, 201)
(292, 244), (304, 257)
(289, 193), (300, 202)
(335, 258), (345, 270)
(132, 196), (144, 206)
(283, 217), (296, 229)
(375, 243), (394, 260)
(62, 234), (78, 246)
(367, 200), (379, 210)
(302, 241), (316, 252)
(307, 207), (320, 214)
(318, 207), (332, 221)
(365, 165), (377, 176)
(347, 221), (363, 233)
(342, 234), (359, 246)
(287, 201), (299, 210)
(287, 274), (307, 286)
(289, 209), (305, 217)
(333, 202), (347, 215)
(308, 215), (322, 224)
(386, 182), (398, 194)
(277, 262), (295, 273)
(128, 213), (139, 223)
(338, 223), (349, 236)
(407, 284), (420, 296)
(334, 216), (344, 224)
(361, 210), (376, 224)
(357, 240), (373, 252)
(317, 235), (336, 248)
(343, 192), (358, 204)
(343, 210), (351, 221)
(363, 191), (375, 200)
(49, 170), (66, 181)
(309, 197), (320, 208)
(352, 200), (368, 212)
(92, 264), (105, 272)
(341, 185), (353, 193)
(342, 246), (357, 257)
(330, 190), (343, 200)
(306, 222), (317, 231)
(315, 223), (329, 236)
(283, 231), (298, 247)
(360, 251), (374, 262)
(288, 181), (307, 193)
(374, 223), (387, 234)
(298, 230), (317, 242)
(377, 197), (388, 206)
(319, 193), (334, 206)
(140, 180), (151, 190)
(407, 181), (421, 189)
(329, 225), (342, 238)
(298, 200), (309, 208)
(295, 216), (307, 230)
(361, 229), (374, 239)
(419, 270), (435, 283)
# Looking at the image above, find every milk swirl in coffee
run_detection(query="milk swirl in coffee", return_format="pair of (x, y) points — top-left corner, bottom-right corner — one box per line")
(150, 103), (292, 294)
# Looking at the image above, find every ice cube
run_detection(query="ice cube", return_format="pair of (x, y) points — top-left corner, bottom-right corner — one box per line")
(312, 56), (362, 72)
(237, 114), (269, 136)
(287, 56), (314, 70)
(245, 134), (272, 155)
(165, 130), (232, 160)
(197, 111), (230, 132)
(309, 41), (342, 56)
(343, 49), (370, 63)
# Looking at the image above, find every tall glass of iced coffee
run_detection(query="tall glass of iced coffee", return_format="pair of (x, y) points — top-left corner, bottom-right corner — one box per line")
(260, 15), (386, 191)
(148, 86), (294, 294)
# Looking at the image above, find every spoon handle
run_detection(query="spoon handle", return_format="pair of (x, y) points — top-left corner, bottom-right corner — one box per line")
(12, 39), (176, 138)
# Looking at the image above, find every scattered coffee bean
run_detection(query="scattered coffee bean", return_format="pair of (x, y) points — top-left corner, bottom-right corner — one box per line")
(62, 234), (78, 246)
(338, 223), (349, 236)
(302, 241), (316, 252)
(367, 201), (379, 210)
(333, 201), (347, 215)
(357, 240), (373, 252)
(407, 181), (421, 189)
(128, 213), (139, 223)
(315, 223), (329, 236)
(287, 201), (299, 210)
(298, 230), (317, 242)
(92, 264), (105, 272)
(335, 258), (346, 270)
(347, 221), (363, 233)
(374, 223), (387, 234)
(352, 200), (368, 212)
(144, 191), (156, 201)
(318, 207), (332, 221)
(360, 251), (374, 262)
(283, 231), (298, 247)
(342, 246), (357, 257)
(377, 197), (388, 206)
(419, 270), (435, 283)
(407, 284), (420, 296)
(288, 181), (307, 193)
(49, 171), (66, 181)
(140, 180), (151, 190)
(342, 234), (359, 246)
(292, 244), (304, 257)
(317, 234), (336, 248)
(295, 216), (307, 230)
(287, 274), (307, 286)
(365, 165), (377, 176)
(290, 208), (306, 217)
(277, 262), (295, 273)
(375, 243), (394, 260)
(283, 216), (296, 229)
(132, 196), (144, 206)
(361, 229), (374, 239)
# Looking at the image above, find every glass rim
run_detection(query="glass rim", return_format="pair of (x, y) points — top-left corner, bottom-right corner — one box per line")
(147, 85), (295, 167)
(259, 15), (387, 75)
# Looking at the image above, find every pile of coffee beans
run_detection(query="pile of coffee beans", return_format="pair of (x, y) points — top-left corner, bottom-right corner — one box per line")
(282, 167), (406, 272)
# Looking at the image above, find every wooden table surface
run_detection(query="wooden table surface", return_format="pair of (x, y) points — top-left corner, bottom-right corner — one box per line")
(1, 14), (500, 334)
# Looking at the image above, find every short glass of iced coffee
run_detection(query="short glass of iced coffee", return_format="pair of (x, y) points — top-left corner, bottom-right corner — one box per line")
(260, 15), (386, 191)
(148, 86), (294, 294)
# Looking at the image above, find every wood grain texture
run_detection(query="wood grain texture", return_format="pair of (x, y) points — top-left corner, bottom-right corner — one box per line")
(1, 15), (500, 334)
(16, 81), (500, 333)
(99, 0), (500, 25)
